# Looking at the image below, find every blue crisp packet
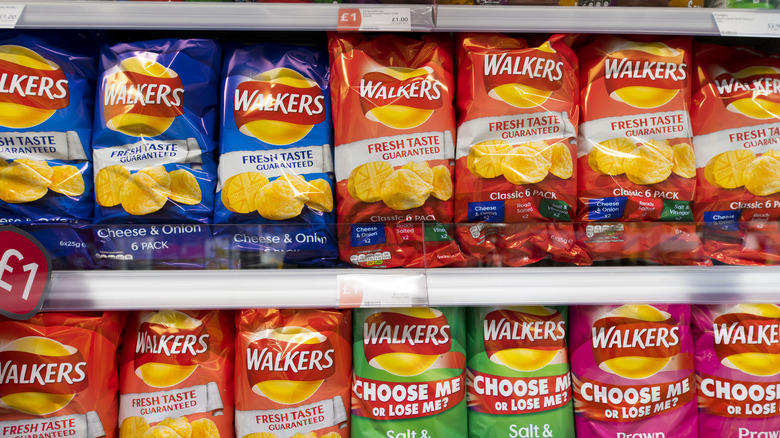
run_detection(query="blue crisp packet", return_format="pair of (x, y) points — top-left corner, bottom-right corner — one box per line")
(0, 32), (96, 224)
(91, 38), (220, 225)
(215, 43), (337, 266)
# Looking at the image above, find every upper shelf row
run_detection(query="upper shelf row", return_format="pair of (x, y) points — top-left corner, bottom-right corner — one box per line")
(11, 2), (780, 36)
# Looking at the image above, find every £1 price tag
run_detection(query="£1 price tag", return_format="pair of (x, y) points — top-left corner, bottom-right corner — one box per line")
(337, 7), (412, 32)
(0, 227), (52, 320)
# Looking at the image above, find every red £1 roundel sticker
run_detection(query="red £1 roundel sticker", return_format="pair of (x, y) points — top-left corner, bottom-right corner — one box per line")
(0, 227), (52, 320)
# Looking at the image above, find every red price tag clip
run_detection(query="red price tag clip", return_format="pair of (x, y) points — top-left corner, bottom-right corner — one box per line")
(0, 227), (52, 320)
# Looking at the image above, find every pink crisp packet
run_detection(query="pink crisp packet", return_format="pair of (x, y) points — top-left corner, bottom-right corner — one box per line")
(694, 305), (780, 438)
(571, 305), (697, 438)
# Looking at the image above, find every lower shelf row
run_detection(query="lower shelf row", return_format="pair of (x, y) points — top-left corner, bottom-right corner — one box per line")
(1, 305), (777, 438)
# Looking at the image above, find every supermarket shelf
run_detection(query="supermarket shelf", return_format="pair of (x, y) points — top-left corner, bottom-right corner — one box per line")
(11, 1), (780, 35)
(42, 265), (780, 311)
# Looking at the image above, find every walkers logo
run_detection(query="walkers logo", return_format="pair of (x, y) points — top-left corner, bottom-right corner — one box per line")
(103, 56), (185, 137)
(713, 304), (780, 376)
(483, 306), (566, 372)
(712, 66), (780, 120)
(363, 309), (451, 376)
(233, 67), (326, 145)
(358, 66), (444, 129)
(133, 310), (209, 388)
(482, 42), (564, 109)
(591, 305), (681, 379)
(0, 45), (68, 129)
(245, 326), (335, 405)
(604, 42), (687, 109)
(0, 336), (87, 415)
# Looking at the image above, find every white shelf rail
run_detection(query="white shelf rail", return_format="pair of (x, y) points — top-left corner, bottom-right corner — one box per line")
(41, 265), (780, 311)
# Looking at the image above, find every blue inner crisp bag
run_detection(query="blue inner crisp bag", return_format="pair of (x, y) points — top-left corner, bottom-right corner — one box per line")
(92, 38), (221, 225)
(0, 32), (96, 224)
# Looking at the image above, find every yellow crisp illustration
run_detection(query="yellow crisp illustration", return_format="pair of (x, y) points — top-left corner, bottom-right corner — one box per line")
(141, 425), (180, 438)
(588, 138), (635, 175)
(645, 139), (673, 162)
(278, 173), (311, 200)
(191, 418), (220, 438)
(222, 172), (269, 214)
(348, 161), (393, 203)
(380, 168), (433, 210)
(139, 165), (172, 189)
(304, 178), (333, 212)
(526, 141), (554, 162)
(292, 433), (317, 438)
(431, 165), (452, 201)
(168, 169), (201, 205)
(120, 172), (171, 216)
(320, 433), (342, 438)
(49, 165), (85, 197)
(625, 144), (673, 185)
(744, 153), (780, 196)
(764, 149), (780, 160)
(243, 434), (279, 438)
(548, 142), (573, 180)
(120, 416), (149, 438)
(671, 143), (696, 179)
(96, 164), (131, 207)
(159, 417), (192, 438)
(255, 179), (306, 220)
(0, 160), (51, 203)
(16, 158), (54, 181)
(704, 150), (756, 189)
(468, 140), (512, 179)
(501, 146), (551, 185)
(402, 161), (434, 185)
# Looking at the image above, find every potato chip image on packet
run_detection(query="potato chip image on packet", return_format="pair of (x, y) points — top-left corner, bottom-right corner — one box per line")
(92, 38), (220, 224)
(119, 310), (234, 438)
(120, 172), (171, 216)
(348, 161), (393, 203)
(49, 164), (86, 196)
(0, 33), (96, 223)
(0, 159), (51, 203)
(578, 35), (695, 222)
(0, 312), (126, 438)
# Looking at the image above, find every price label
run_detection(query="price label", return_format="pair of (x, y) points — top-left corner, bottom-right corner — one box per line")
(0, 227), (52, 320)
(337, 274), (427, 308)
(0, 5), (24, 29)
(337, 7), (412, 32)
(713, 11), (780, 37)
